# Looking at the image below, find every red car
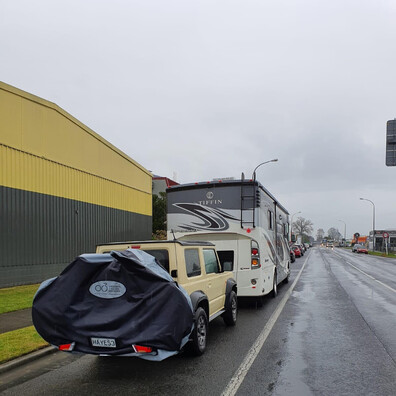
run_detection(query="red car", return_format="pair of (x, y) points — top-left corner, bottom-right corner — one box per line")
(292, 246), (302, 257)
(352, 244), (368, 254)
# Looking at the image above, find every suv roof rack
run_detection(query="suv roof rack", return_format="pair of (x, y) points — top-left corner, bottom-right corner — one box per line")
(96, 240), (215, 247)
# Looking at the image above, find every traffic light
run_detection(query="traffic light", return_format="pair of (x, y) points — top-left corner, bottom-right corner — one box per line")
(386, 120), (396, 166)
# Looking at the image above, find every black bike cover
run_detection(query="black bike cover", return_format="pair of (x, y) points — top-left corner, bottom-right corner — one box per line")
(32, 249), (193, 360)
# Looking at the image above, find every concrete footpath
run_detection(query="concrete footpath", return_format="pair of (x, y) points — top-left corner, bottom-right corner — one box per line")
(0, 308), (33, 333)
(0, 309), (57, 375)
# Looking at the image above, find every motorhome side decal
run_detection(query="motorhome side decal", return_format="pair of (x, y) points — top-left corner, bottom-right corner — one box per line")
(263, 233), (288, 266)
(172, 203), (239, 231)
(263, 233), (276, 264)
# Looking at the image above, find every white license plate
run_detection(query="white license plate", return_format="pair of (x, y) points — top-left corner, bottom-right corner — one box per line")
(91, 337), (116, 348)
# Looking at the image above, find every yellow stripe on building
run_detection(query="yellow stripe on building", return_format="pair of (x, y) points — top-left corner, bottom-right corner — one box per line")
(0, 81), (152, 216)
(0, 145), (151, 216)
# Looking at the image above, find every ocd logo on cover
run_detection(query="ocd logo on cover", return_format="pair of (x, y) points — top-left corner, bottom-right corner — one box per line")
(89, 281), (126, 299)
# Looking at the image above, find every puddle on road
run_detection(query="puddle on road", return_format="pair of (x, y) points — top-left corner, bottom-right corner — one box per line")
(271, 308), (314, 396)
(271, 270), (315, 396)
(291, 289), (316, 304)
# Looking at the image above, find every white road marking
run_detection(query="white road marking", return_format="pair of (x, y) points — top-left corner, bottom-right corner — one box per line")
(334, 251), (396, 294)
(221, 253), (310, 396)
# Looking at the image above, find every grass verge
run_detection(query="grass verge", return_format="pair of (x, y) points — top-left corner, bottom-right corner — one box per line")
(0, 284), (40, 314)
(0, 326), (49, 364)
(368, 251), (396, 258)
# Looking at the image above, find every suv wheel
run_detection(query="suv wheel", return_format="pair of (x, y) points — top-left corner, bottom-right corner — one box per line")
(189, 307), (208, 356)
(223, 291), (237, 326)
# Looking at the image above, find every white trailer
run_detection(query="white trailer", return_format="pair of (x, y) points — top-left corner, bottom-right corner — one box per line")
(167, 178), (290, 303)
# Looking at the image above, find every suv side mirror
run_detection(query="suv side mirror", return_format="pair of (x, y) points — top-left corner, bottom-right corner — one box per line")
(171, 269), (178, 278)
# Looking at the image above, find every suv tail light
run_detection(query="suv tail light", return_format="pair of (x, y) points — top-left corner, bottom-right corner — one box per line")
(59, 342), (75, 351)
(132, 345), (153, 353)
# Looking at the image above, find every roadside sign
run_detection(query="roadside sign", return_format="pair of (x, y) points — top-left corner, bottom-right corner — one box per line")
(383, 232), (390, 255)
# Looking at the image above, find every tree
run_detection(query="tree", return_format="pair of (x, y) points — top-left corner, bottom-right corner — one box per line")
(316, 228), (325, 241)
(327, 227), (342, 241)
(152, 192), (167, 238)
(292, 217), (314, 242)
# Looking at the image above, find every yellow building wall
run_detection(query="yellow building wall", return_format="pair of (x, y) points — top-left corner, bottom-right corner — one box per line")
(0, 81), (152, 216)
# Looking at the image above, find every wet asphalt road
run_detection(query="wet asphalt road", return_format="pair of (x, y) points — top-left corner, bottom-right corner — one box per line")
(1, 247), (396, 395)
(237, 247), (396, 396)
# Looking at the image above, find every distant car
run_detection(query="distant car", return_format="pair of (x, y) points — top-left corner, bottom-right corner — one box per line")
(298, 244), (305, 255)
(291, 246), (302, 257)
(352, 244), (368, 254)
(304, 243), (310, 249)
(290, 249), (296, 263)
(327, 243), (334, 249)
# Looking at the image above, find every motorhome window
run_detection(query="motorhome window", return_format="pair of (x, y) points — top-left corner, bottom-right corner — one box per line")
(268, 210), (274, 230)
(203, 249), (219, 274)
(217, 251), (234, 271)
(284, 223), (289, 237)
(184, 249), (201, 277)
(142, 249), (170, 273)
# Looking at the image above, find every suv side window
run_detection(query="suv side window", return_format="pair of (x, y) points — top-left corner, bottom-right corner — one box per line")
(217, 250), (234, 271)
(185, 249), (201, 277)
(203, 249), (219, 274)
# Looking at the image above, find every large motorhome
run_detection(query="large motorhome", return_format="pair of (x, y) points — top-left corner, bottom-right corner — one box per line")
(167, 178), (290, 303)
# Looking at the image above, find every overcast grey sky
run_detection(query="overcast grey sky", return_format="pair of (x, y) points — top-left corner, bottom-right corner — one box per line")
(1, 0), (395, 238)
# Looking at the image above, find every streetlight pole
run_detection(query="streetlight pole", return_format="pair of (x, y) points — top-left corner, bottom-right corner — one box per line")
(338, 219), (346, 242)
(290, 211), (301, 242)
(252, 159), (278, 180)
(360, 198), (376, 252)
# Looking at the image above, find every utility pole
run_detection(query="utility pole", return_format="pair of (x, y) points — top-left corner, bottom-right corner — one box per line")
(360, 198), (376, 251)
